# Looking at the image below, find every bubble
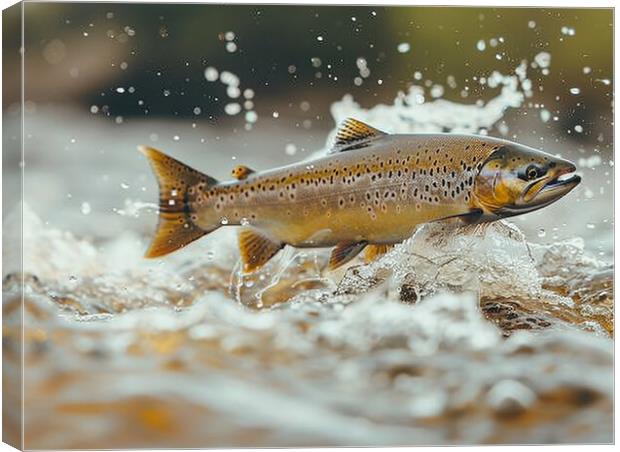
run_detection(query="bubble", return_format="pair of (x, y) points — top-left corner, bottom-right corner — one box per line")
(115, 87), (125, 93)
(245, 111), (257, 123)
(220, 217), (229, 225)
(224, 31), (235, 41)
(114, 116), (123, 124)
(316, 35), (324, 42)
(311, 57), (322, 68)
(476, 40), (486, 51)
(193, 107), (201, 115)
(586, 223), (595, 229)
(81, 202), (91, 215)
(272, 111), (279, 118)
(537, 228), (546, 238)
(226, 42), (237, 53)
(582, 66), (592, 74)
(574, 125), (583, 133)
(540, 109), (551, 123)
(243, 88), (255, 99)
(569, 87), (581, 95)
(90, 105), (99, 114)
(173, 135), (180, 141)
(163, 89), (171, 97)
(528, 20), (536, 29)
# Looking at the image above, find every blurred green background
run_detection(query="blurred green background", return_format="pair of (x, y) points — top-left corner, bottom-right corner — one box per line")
(3, 4), (613, 143)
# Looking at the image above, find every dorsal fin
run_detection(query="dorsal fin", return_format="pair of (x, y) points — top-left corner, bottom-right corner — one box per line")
(331, 118), (386, 152)
(238, 228), (283, 273)
(231, 165), (255, 180)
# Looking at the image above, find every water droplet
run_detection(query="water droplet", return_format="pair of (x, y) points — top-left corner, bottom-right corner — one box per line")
(224, 103), (241, 115)
(285, 143), (297, 156)
(81, 202), (91, 215)
(204, 67), (219, 82)
(397, 42), (411, 53)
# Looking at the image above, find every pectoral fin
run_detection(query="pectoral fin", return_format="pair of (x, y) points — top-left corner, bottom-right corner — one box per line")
(328, 241), (367, 270)
(238, 228), (283, 273)
(364, 244), (394, 263)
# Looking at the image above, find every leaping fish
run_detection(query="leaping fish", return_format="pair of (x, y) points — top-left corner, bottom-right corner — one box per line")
(140, 118), (581, 272)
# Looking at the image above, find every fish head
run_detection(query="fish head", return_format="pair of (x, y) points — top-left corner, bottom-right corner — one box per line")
(472, 142), (580, 218)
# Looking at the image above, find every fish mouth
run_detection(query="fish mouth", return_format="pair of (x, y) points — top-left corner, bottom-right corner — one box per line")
(503, 166), (581, 215)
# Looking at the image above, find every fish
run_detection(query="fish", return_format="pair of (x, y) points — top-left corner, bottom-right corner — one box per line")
(140, 118), (581, 272)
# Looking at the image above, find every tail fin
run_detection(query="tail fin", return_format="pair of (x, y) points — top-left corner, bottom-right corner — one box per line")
(139, 146), (220, 258)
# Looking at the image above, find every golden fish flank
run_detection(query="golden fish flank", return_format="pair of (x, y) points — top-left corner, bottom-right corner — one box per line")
(140, 118), (581, 272)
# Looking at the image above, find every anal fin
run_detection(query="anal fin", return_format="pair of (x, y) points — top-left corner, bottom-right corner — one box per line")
(328, 241), (367, 270)
(238, 228), (283, 273)
(364, 244), (394, 263)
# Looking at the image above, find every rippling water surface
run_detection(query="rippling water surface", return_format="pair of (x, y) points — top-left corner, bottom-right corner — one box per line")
(3, 64), (613, 448)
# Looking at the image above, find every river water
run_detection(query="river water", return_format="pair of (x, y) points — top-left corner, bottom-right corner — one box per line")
(2, 63), (613, 448)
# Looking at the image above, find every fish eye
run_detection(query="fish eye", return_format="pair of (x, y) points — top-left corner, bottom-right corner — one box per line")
(520, 164), (545, 181)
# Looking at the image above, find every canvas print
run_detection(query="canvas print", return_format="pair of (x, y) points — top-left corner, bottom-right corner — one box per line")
(2, 2), (613, 449)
